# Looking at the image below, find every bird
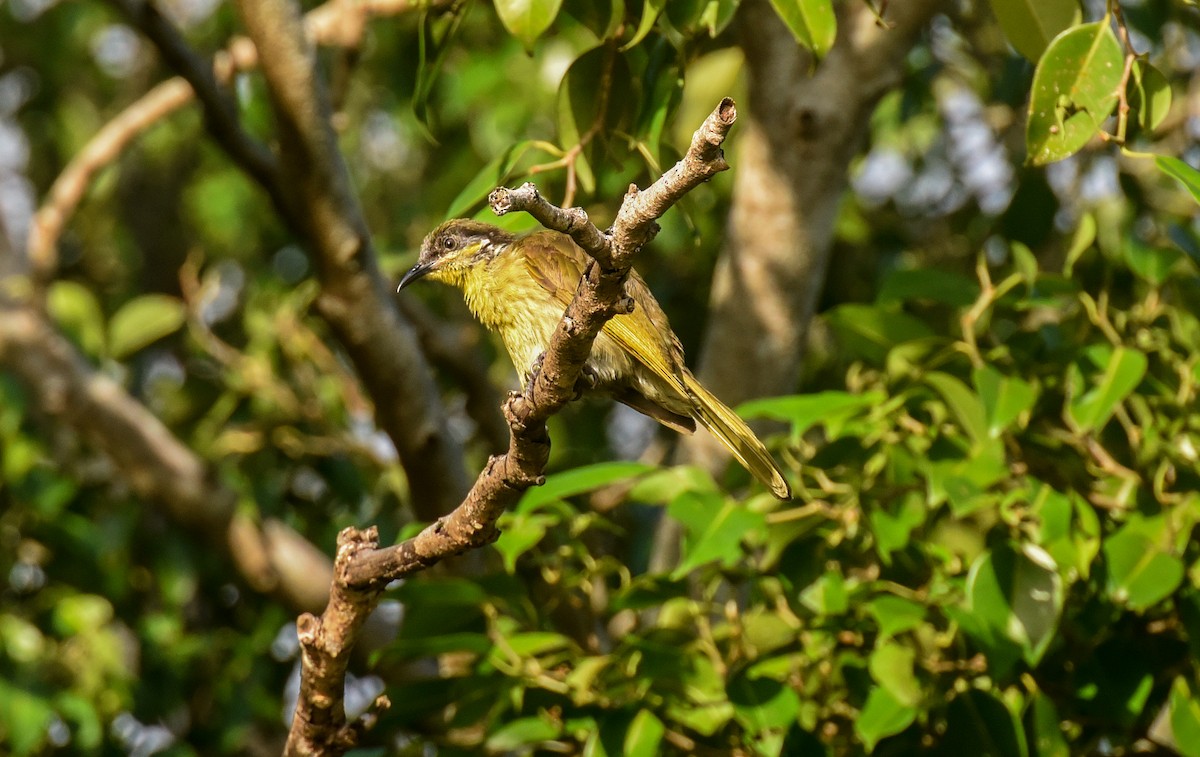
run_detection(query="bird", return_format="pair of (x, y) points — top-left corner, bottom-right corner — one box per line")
(398, 219), (792, 500)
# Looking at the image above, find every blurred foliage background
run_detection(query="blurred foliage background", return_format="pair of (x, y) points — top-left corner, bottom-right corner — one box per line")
(3, 0), (1200, 754)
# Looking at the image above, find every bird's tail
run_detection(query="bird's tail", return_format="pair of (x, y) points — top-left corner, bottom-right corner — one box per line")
(681, 372), (792, 500)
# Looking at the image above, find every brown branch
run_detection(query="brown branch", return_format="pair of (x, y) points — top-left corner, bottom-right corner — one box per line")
(231, 0), (472, 522)
(282, 99), (738, 756)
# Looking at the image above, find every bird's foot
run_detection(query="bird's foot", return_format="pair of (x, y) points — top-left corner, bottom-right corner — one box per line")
(572, 364), (597, 401)
(523, 352), (547, 403)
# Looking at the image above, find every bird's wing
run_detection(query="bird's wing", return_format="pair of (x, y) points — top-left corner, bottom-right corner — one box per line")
(521, 232), (686, 390)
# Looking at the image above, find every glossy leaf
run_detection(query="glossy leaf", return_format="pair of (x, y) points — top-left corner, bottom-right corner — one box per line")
(107, 294), (187, 360)
(494, 0), (563, 49)
(987, 0), (1078, 61)
(1026, 21), (1123, 166)
(964, 544), (1063, 667)
(766, 0), (837, 57)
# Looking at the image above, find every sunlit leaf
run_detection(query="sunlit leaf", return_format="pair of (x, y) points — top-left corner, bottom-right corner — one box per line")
(987, 0), (1078, 61)
(767, 0), (837, 57)
(624, 709), (665, 757)
(1026, 21), (1122, 166)
(494, 0), (564, 49)
(973, 365), (1037, 438)
(739, 390), (884, 437)
(107, 294), (187, 360)
(1103, 522), (1183, 611)
(46, 280), (106, 357)
(856, 686), (916, 751)
(519, 461), (654, 510)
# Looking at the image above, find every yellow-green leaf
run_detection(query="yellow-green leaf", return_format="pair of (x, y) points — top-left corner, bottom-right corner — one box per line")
(108, 294), (187, 360)
(767, 0), (836, 57)
(495, 0), (563, 49)
(1026, 21), (1122, 166)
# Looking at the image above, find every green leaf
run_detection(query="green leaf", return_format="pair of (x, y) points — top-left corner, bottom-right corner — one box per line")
(738, 390), (885, 437)
(623, 0), (666, 51)
(1063, 212), (1096, 275)
(46, 280), (106, 357)
(799, 569), (848, 616)
(1124, 238), (1183, 285)
(877, 268), (981, 308)
(107, 294), (187, 360)
(1026, 21), (1123, 166)
(624, 710), (665, 757)
(1156, 156), (1200, 205)
(1128, 61), (1172, 132)
(1169, 677), (1200, 757)
(493, 512), (557, 572)
(486, 715), (562, 750)
(825, 304), (934, 364)
(964, 543), (1064, 667)
(925, 372), (989, 450)
(446, 141), (538, 218)
(987, 0), (1078, 61)
(519, 461), (654, 510)
(494, 0), (563, 49)
(1103, 522), (1184, 611)
(0, 680), (55, 755)
(729, 674), (801, 734)
(869, 642), (921, 707)
(867, 595), (926, 639)
(557, 46), (633, 196)
(766, 0), (837, 57)
(1066, 346), (1147, 433)
(671, 500), (765, 578)
(1028, 693), (1070, 757)
(855, 686), (916, 752)
(973, 366), (1037, 438)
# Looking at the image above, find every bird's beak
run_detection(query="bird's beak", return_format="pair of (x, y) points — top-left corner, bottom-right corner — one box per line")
(397, 261), (434, 292)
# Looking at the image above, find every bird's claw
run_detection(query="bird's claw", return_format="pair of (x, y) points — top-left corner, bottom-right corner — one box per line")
(572, 364), (597, 401)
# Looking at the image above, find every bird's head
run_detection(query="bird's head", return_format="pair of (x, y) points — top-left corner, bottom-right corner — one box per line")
(397, 219), (516, 291)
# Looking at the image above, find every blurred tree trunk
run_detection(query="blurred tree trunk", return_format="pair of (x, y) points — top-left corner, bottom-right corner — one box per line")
(661, 0), (946, 563)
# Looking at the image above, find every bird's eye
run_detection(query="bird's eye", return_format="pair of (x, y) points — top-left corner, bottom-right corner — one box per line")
(443, 237), (456, 251)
